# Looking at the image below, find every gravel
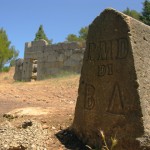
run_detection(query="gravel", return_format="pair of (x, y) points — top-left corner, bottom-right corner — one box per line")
(0, 120), (50, 150)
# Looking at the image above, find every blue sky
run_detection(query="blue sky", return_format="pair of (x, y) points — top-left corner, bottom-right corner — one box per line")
(0, 0), (144, 58)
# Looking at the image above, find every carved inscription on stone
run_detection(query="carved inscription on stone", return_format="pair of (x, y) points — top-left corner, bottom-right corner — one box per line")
(86, 38), (129, 77)
(84, 84), (95, 110)
(98, 64), (113, 76)
(73, 9), (150, 149)
(86, 38), (129, 61)
(107, 83), (124, 115)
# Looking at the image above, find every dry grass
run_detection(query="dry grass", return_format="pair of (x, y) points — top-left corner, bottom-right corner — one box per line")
(0, 67), (15, 83)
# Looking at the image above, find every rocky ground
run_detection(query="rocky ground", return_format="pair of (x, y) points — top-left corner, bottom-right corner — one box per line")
(0, 68), (88, 150)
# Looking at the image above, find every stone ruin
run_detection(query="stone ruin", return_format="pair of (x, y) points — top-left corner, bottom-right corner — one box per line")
(72, 9), (150, 149)
(13, 58), (24, 81)
(14, 40), (85, 81)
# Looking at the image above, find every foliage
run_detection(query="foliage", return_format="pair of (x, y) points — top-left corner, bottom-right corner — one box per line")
(0, 28), (19, 71)
(99, 130), (117, 150)
(86, 130), (117, 150)
(66, 26), (88, 42)
(34, 25), (52, 44)
(1, 66), (10, 72)
(140, 0), (150, 25)
(79, 26), (88, 40)
(9, 46), (19, 67)
(123, 7), (140, 20)
(66, 34), (80, 42)
(123, 0), (150, 25)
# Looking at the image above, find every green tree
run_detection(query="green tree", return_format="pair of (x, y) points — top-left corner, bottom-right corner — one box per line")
(34, 25), (52, 44)
(9, 46), (19, 67)
(123, 7), (140, 20)
(66, 26), (88, 42)
(79, 26), (88, 40)
(140, 0), (150, 25)
(0, 28), (19, 71)
(66, 34), (80, 42)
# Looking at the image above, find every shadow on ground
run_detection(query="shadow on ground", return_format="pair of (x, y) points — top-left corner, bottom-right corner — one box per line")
(56, 128), (89, 150)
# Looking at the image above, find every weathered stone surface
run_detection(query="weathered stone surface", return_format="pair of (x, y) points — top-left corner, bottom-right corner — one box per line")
(13, 59), (24, 81)
(72, 8), (150, 150)
(22, 60), (33, 82)
(64, 59), (80, 67)
(16, 40), (85, 81)
(31, 39), (48, 47)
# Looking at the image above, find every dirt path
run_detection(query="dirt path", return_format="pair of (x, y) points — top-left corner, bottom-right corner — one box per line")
(0, 68), (87, 150)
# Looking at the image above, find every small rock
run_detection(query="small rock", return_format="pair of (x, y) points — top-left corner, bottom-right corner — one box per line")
(51, 126), (56, 130)
(42, 125), (49, 130)
(22, 120), (32, 129)
(4, 144), (8, 148)
(15, 95), (20, 98)
(31, 144), (36, 149)
(3, 113), (17, 119)
(41, 120), (47, 124)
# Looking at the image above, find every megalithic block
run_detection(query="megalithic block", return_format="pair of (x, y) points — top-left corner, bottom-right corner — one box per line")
(72, 8), (150, 150)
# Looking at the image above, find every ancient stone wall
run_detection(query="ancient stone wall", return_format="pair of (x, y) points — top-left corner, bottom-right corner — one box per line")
(15, 40), (85, 81)
(13, 58), (24, 81)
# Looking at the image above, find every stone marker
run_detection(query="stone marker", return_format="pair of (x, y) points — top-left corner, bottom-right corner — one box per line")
(72, 8), (150, 150)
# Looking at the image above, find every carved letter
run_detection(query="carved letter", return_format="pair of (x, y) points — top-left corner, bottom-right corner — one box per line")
(86, 43), (96, 61)
(98, 65), (106, 76)
(107, 64), (113, 75)
(98, 41), (113, 60)
(84, 84), (95, 110)
(98, 42), (106, 60)
(116, 39), (128, 59)
(107, 83), (124, 114)
(98, 64), (113, 77)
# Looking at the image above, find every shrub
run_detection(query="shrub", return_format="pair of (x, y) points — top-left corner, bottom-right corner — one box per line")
(1, 66), (10, 72)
